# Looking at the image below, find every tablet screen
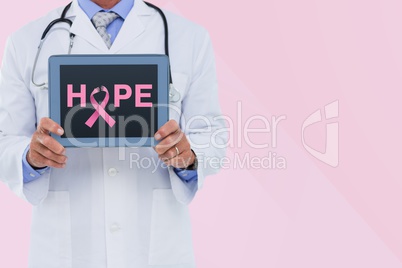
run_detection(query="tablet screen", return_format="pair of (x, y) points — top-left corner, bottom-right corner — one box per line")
(59, 64), (158, 138)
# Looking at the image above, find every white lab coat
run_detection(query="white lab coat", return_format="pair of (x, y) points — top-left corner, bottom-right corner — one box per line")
(0, 1), (225, 267)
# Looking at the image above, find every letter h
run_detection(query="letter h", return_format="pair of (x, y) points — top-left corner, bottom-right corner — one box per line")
(67, 84), (87, 108)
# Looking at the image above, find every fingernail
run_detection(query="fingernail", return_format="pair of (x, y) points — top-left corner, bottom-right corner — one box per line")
(154, 133), (161, 140)
(57, 128), (64, 135)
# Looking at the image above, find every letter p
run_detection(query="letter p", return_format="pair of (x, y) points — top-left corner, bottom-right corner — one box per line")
(114, 84), (132, 108)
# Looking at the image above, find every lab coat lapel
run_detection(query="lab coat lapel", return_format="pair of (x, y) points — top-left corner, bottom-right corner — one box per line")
(109, 0), (154, 53)
(68, 0), (110, 52)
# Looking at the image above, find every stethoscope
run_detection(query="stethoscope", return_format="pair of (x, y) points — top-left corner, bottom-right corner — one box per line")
(31, 1), (181, 103)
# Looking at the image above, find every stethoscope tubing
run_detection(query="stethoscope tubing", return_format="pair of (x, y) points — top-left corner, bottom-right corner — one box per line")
(32, 1), (179, 102)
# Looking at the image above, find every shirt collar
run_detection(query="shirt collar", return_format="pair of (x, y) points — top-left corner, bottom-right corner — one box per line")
(78, 0), (134, 20)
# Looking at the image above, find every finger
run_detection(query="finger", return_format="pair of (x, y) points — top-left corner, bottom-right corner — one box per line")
(154, 130), (184, 155)
(31, 142), (67, 165)
(159, 140), (190, 160)
(26, 149), (47, 169)
(154, 120), (179, 141)
(28, 149), (66, 169)
(37, 117), (64, 136)
(36, 132), (65, 155)
(163, 150), (195, 169)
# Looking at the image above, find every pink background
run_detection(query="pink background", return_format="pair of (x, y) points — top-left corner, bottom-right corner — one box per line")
(1, 0), (402, 267)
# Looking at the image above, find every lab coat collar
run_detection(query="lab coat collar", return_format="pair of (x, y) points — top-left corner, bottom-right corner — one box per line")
(66, 0), (155, 52)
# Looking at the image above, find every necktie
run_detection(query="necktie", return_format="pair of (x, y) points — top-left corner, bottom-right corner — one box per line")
(91, 11), (119, 48)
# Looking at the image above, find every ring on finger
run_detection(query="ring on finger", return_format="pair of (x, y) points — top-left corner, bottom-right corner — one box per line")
(174, 145), (180, 157)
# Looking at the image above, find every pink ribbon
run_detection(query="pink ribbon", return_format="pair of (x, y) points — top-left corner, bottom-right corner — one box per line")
(85, 86), (116, 128)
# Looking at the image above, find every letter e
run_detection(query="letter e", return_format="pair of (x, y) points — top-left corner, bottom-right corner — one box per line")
(135, 84), (153, 108)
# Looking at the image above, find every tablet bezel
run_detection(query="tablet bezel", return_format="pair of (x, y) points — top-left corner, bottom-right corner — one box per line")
(48, 54), (169, 147)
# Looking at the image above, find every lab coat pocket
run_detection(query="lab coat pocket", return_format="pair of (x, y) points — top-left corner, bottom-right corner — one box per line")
(29, 191), (72, 268)
(148, 189), (195, 266)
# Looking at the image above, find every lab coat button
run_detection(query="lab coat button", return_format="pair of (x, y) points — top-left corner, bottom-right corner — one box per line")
(108, 168), (118, 177)
(110, 223), (121, 233)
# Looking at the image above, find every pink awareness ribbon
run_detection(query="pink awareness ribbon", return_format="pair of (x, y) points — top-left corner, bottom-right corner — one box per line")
(85, 86), (116, 128)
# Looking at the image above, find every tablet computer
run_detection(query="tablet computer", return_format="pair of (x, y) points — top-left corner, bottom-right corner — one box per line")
(48, 54), (169, 147)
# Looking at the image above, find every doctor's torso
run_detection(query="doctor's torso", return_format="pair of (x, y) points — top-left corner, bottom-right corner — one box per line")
(2, 0), (214, 267)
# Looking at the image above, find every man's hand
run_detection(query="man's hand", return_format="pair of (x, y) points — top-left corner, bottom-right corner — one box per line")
(27, 118), (67, 169)
(154, 120), (195, 169)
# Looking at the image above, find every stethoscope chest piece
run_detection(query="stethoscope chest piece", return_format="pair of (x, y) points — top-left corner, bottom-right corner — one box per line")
(169, 83), (181, 103)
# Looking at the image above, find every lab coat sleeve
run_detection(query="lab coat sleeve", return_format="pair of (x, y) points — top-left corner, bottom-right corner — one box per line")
(0, 36), (50, 206)
(169, 30), (227, 205)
